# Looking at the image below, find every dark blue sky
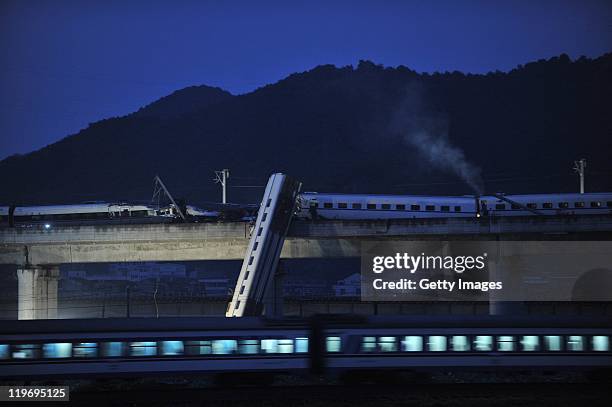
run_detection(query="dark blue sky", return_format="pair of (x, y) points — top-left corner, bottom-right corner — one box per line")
(1, 0), (610, 160)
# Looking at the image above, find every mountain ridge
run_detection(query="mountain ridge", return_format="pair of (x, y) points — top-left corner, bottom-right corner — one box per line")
(1, 53), (611, 205)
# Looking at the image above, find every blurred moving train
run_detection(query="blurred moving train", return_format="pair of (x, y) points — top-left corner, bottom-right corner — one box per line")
(296, 192), (612, 220)
(0, 315), (610, 379)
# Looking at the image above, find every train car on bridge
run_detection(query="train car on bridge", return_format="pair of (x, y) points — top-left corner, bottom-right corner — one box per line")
(0, 202), (162, 227)
(297, 192), (612, 220)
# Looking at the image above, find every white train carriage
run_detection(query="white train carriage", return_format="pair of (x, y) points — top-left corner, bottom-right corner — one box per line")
(10, 203), (157, 224)
(480, 193), (612, 217)
(297, 193), (478, 220)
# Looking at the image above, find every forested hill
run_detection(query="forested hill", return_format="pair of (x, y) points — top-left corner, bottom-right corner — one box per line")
(1, 53), (611, 205)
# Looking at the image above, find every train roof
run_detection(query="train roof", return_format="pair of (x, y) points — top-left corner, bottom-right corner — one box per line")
(484, 192), (612, 200)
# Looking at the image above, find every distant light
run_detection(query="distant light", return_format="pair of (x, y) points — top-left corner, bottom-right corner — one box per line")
(44, 224), (51, 229)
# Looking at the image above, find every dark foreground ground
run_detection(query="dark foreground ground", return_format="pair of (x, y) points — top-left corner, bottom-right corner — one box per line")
(4, 373), (611, 406)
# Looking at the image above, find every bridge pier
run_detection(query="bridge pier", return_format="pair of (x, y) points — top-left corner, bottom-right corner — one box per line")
(17, 266), (60, 320)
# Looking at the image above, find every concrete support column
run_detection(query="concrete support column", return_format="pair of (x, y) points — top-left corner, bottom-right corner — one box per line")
(17, 266), (60, 320)
(264, 263), (286, 317)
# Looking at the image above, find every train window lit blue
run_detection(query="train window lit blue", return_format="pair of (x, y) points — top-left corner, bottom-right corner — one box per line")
(378, 337), (397, 352)
(43, 343), (72, 358)
(544, 336), (561, 351)
(451, 336), (469, 351)
(0, 344), (8, 359)
(473, 336), (492, 351)
(278, 339), (294, 354)
(161, 341), (184, 356)
(497, 336), (515, 352)
(521, 336), (540, 351)
(185, 340), (211, 355)
(12, 344), (40, 359)
(402, 336), (423, 352)
(102, 342), (123, 357)
(326, 336), (341, 352)
(239, 340), (259, 354)
(295, 338), (308, 353)
(427, 336), (447, 352)
(130, 342), (157, 357)
(212, 340), (237, 354)
(73, 343), (97, 358)
(567, 336), (584, 351)
(592, 336), (609, 352)
(361, 337), (376, 352)
(261, 339), (279, 353)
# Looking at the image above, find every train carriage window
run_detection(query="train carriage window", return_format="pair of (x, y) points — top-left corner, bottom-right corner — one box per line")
(161, 341), (184, 356)
(102, 342), (124, 357)
(427, 336), (447, 351)
(450, 336), (469, 351)
(367, 204), (376, 210)
(239, 339), (259, 354)
(261, 339), (279, 353)
(396, 204), (406, 211)
(607, 201), (612, 208)
(0, 344), (8, 359)
(511, 204), (521, 210)
(454, 206), (461, 212)
(497, 336), (515, 352)
(441, 205), (450, 212)
(338, 203), (348, 209)
(185, 340), (211, 355)
(425, 205), (435, 211)
(361, 336), (376, 352)
(43, 342), (72, 359)
(402, 336), (423, 352)
(352, 203), (362, 209)
(73, 342), (97, 358)
(212, 339), (237, 354)
(381, 204), (391, 210)
(590, 201), (601, 208)
(323, 202), (333, 209)
(495, 204), (506, 210)
(258, 339), (293, 354)
(473, 336), (492, 351)
(544, 336), (561, 351)
(574, 202), (585, 208)
(592, 336), (610, 352)
(542, 203), (553, 209)
(130, 341), (157, 357)
(526, 203), (537, 209)
(378, 336), (397, 352)
(567, 336), (584, 351)
(278, 339), (294, 354)
(520, 336), (540, 351)
(558, 202), (569, 209)
(326, 336), (341, 352)
(295, 338), (309, 353)
(12, 344), (40, 359)
(411, 204), (420, 211)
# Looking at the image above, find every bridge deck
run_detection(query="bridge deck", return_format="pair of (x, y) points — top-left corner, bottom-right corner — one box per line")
(1, 215), (611, 266)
